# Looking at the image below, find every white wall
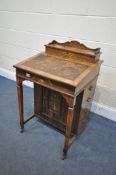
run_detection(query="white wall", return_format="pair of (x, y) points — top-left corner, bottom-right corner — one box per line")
(0, 0), (116, 119)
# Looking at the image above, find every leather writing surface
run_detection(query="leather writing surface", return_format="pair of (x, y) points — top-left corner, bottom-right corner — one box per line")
(22, 53), (88, 81)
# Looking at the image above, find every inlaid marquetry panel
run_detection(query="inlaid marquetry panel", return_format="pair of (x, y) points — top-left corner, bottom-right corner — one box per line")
(21, 53), (88, 81)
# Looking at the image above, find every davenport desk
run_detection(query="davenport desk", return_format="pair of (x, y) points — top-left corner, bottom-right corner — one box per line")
(13, 40), (102, 159)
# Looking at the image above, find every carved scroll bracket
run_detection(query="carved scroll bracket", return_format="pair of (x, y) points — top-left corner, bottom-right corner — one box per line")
(62, 94), (76, 109)
(16, 75), (24, 86)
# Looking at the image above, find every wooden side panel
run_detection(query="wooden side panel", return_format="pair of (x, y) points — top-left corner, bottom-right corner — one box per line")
(77, 77), (98, 137)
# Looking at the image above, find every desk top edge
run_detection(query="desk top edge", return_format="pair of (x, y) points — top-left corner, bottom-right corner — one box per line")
(13, 52), (102, 87)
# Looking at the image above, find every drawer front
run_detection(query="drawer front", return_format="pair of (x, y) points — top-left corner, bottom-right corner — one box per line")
(16, 69), (75, 97)
(86, 78), (97, 103)
(81, 78), (97, 110)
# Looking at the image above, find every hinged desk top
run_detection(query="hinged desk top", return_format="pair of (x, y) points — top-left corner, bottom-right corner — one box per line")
(14, 40), (103, 87)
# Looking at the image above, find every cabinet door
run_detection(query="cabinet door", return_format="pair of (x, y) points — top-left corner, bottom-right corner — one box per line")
(42, 87), (68, 132)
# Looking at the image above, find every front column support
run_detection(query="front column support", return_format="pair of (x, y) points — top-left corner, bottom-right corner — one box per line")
(16, 76), (24, 133)
(62, 95), (76, 159)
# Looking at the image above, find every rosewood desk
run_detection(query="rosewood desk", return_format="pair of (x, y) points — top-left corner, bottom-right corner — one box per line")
(13, 40), (102, 159)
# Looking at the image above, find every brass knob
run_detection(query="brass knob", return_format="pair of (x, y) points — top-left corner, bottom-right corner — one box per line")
(86, 97), (91, 102)
(39, 78), (44, 83)
(88, 86), (93, 91)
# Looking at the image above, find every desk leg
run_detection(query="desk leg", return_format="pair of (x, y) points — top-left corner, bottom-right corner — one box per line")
(16, 76), (24, 133)
(62, 95), (75, 160)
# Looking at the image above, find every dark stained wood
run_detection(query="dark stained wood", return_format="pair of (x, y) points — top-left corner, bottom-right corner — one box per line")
(13, 40), (103, 159)
(16, 76), (24, 133)
(35, 87), (68, 133)
(24, 114), (35, 124)
(34, 83), (42, 114)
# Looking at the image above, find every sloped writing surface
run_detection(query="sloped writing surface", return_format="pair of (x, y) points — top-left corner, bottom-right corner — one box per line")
(22, 53), (88, 81)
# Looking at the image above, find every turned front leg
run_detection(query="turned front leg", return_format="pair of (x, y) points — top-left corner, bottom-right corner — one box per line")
(62, 107), (74, 159)
(62, 95), (75, 160)
(16, 76), (24, 133)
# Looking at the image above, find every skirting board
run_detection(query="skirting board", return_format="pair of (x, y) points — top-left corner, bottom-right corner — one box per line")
(0, 67), (116, 122)
(0, 68), (33, 87)
(91, 102), (116, 122)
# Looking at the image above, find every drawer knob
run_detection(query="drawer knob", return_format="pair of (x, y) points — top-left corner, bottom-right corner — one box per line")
(39, 78), (44, 83)
(88, 86), (93, 91)
(86, 97), (91, 102)
(26, 73), (31, 78)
